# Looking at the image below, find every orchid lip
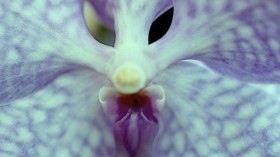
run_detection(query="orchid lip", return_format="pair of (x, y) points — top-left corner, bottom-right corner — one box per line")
(113, 110), (159, 157)
(99, 85), (165, 156)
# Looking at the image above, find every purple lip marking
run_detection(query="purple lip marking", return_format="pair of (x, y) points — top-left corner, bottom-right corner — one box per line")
(113, 92), (159, 157)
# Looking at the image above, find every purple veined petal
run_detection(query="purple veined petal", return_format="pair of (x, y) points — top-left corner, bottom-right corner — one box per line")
(87, 0), (172, 48)
(1, 0), (114, 70)
(0, 70), (116, 157)
(0, 60), (82, 105)
(147, 0), (280, 80)
(88, 0), (172, 30)
(193, 1), (280, 83)
(0, 0), (115, 104)
(154, 60), (280, 156)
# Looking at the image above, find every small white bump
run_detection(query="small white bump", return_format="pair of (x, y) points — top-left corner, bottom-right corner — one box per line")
(238, 26), (254, 37)
(216, 94), (238, 107)
(192, 118), (207, 135)
(252, 115), (270, 132)
(173, 131), (185, 154)
(227, 136), (252, 153)
(196, 140), (210, 156)
(241, 148), (261, 157)
(88, 127), (101, 148)
(0, 114), (14, 126)
(17, 127), (33, 142)
(0, 141), (20, 153)
(55, 147), (71, 157)
(222, 121), (240, 139)
(159, 134), (170, 151)
(47, 6), (69, 25)
(6, 48), (20, 62)
(39, 93), (66, 108)
(37, 144), (50, 157)
(70, 138), (83, 154)
(46, 124), (62, 136)
(207, 136), (221, 149)
(112, 63), (146, 94)
(31, 110), (47, 124)
(81, 146), (94, 157)
(270, 141), (280, 154)
(269, 38), (280, 52)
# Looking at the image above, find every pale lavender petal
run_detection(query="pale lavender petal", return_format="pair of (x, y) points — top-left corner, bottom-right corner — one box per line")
(0, 60), (81, 104)
(147, 0), (280, 82)
(88, 0), (172, 29)
(0, 0), (114, 104)
(0, 70), (115, 157)
(193, 1), (280, 83)
(154, 106), (197, 156)
(154, 61), (280, 156)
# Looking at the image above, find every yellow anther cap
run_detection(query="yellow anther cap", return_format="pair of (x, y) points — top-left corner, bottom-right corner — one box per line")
(112, 63), (146, 94)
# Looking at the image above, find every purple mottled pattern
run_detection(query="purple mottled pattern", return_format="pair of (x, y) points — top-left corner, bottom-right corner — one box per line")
(0, 0), (115, 156)
(1, 0), (280, 157)
(192, 1), (280, 83)
(149, 0), (280, 83)
(0, 0), (113, 104)
(0, 70), (116, 157)
(0, 60), (80, 104)
(154, 61), (280, 156)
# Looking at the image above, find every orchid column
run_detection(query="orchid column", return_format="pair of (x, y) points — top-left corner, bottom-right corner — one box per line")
(96, 1), (171, 156)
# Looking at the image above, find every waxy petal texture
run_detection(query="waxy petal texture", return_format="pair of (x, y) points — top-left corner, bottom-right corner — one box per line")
(0, 70), (115, 157)
(0, 0), (114, 104)
(155, 61), (280, 156)
(148, 0), (280, 83)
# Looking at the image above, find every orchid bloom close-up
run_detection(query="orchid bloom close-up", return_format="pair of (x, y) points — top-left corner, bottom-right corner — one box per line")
(1, 0), (280, 157)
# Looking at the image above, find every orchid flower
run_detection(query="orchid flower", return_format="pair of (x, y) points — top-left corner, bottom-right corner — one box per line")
(1, 0), (280, 157)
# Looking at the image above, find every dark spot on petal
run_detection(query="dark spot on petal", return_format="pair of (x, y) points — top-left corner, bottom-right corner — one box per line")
(149, 7), (173, 44)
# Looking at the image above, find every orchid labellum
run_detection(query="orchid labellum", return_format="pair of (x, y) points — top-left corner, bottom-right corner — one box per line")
(1, 0), (280, 157)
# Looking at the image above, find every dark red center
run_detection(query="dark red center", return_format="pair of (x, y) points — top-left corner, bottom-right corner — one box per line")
(116, 92), (157, 122)
(117, 92), (148, 108)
